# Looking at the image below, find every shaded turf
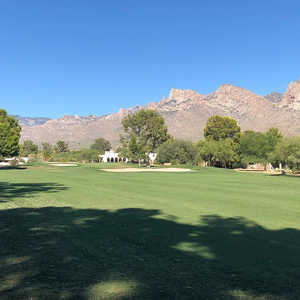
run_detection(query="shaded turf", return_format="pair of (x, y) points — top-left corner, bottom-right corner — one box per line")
(0, 165), (300, 299)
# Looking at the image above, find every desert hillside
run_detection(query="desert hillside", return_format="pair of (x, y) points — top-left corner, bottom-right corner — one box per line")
(20, 77), (300, 148)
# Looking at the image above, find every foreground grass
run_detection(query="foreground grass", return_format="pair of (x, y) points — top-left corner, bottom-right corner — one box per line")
(0, 165), (300, 299)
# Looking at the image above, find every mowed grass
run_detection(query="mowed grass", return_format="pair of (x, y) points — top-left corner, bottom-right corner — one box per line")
(1, 165), (300, 300)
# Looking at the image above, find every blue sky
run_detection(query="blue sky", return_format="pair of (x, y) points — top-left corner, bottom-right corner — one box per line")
(1, 0), (300, 118)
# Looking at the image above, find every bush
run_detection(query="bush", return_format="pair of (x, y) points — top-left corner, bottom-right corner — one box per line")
(41, 143), (53, 161)
(49, 149), (100, 163)
(269, 137), (300, 171)
(170, 159), (180, 165)
(156, 140), (197, 165)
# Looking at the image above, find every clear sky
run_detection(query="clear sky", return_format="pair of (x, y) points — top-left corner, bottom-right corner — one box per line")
(1, 0), (300, 118)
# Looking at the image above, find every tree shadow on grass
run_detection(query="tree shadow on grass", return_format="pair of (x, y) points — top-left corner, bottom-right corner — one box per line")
(0, 206), (300, 300)
(0, 166), (27, 170)
(0, 182), (67, 202)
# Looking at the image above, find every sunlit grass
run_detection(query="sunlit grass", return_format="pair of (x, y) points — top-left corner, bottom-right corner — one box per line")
(1, 165), (300, 299)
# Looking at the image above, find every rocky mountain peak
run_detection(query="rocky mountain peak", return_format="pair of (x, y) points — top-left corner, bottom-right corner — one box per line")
(216, 84), (250, 97)
(14, 116), (50, 127)
(19, 76), (300, 148)
(168, 88), (201, 103)
(281, 77), (300, 109)
(214, 84), (266, 107)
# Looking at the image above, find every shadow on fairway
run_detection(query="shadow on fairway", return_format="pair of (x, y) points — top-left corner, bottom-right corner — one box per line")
(0, 166), (27, 170)
(0, 182), (67, 202)
(1, 204), (300, 300)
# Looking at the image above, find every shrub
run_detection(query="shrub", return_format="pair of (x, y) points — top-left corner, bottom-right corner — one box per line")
(49, 149), (100, 163)
(269, 137), (300, 171)
(157, 140), (197, 165)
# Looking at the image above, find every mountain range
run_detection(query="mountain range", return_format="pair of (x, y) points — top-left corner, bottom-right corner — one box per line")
(19, 77), (300, 148)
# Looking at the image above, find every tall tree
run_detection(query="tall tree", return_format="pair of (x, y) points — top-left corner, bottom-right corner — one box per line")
(204, 115), (241, 143)
(120, 110), (170, 163)
(90, 138), (111, 153)
(0, 109), (21, 158)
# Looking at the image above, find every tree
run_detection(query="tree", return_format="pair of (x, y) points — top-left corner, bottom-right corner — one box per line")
(55, 140), (69, 153)
(265, 128), (283, 152)
(156, 139), (196, 165)
(196, 140), (218, 166)
(0, 109), (21, 158)
(269, 137), (300, 171)
(42, 143), (53, 161)
(240, 131), (269, 163)
(90, 138), (111, 153)
(204, 115), (241, 143)
(119, 135), (146, 166)
(197, 139), (238, 168)
(240, 129), (282, 164)
(121, 110), (169, 151)
(20, 140), (38, 156)
(120, 110), (170, 164)
(77, 149), (99, 162)
(215, 139), (238, 168)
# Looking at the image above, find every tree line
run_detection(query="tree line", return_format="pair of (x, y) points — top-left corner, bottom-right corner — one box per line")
(1, 107), (300, 171)
(21, 138), (111, 162)
(118, 111), (286, 170)
(0, 109), (112, 163)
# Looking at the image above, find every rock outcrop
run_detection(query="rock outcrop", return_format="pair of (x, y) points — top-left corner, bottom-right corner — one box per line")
(264, 92), (283, 103)
(14, 116), (50, 127)
(281, 77), (300, 109)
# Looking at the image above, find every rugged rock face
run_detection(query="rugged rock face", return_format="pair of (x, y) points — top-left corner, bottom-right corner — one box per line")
(20, 77), (300, 148)
(168, 88), (204, 103)
(281, 78), (300, 109)
(14, 116), (50, 127)
(264, 92), (283, 103)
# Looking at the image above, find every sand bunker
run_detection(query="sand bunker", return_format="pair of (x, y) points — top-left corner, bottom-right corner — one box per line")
(50, 163), (78, 167)
(101, 168), (192, 173)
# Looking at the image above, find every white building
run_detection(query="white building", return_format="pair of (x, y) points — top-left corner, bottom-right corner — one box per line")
(148, 152), (157, 165)
(99, 150), (128, 163)
(100, 150), (157, 164)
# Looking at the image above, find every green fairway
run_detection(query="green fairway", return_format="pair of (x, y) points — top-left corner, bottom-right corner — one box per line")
(1, 165), (300, 299)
